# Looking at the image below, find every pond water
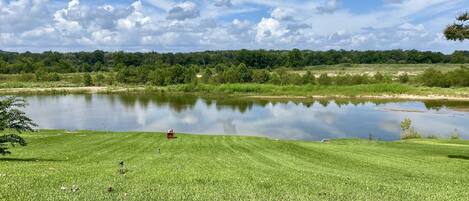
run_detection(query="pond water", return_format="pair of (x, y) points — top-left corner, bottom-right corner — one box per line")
(18, 94), (469, 141)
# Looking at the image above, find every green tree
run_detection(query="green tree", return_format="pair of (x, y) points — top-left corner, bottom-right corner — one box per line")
(238, 63), (252, 83)
(287, 49), (304, 68)
(95, 73), (105, 86)
(83, 73), (93, 86)
(444, 12), (469, 41)
(317, 73), (332, 85)
(373, 72), (384, 83)
(419, 68), (448, 87)
(302, 71), (315, 84)
(252, 70), (270, 84)
(1, 97), (37, 155)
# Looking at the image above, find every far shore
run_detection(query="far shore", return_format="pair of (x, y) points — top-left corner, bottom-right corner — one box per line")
(2, 85), (469, 101)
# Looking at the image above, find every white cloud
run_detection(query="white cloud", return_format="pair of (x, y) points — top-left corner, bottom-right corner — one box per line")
(256, 18), (290, 42)
(0, 0), (468, 52)
(116, 1), (151, 30)
(166, 2), (200, 20)
(271, 7), (295, 21)
(316, 0), (338, 14)
(214, 0), (232, 7)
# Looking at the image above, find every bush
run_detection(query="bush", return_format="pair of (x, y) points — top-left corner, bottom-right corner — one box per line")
(418, 68), (449, 87)
(398, 73), (409, 83)
(252, 70), (270, 84)
(401, 129), (422, 140)
(83, 73), (93, 86)
(94, 74), (105, 86)
(317, 73), (332, 85)
(18, 73), (35, 82)
(400, 118), (422, 140)
(450, 129), (461, 140)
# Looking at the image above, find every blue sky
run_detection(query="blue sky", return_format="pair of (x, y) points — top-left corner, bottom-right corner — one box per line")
(0, 0), (468, 53)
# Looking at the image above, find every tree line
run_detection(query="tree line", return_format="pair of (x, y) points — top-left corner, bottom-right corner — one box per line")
(10, 64), (467, 88)
(1, 49), (469, 74)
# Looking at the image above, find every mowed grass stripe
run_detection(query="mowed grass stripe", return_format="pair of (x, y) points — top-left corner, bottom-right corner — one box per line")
(1, 130), (469, 200)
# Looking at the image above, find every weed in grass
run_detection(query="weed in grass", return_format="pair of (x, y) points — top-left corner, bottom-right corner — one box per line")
(450, 129), (461, 140)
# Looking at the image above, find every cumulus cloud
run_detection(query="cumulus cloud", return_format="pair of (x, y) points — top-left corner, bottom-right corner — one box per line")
(116, 1), (151, 30)
(316, 0), (338, 14)
(166, 2), (200, 20)
(256, 18), (289, 42)
(271, 7), (295, 21)
(0, 0), (468, 52)
(214, 0), (232, 7)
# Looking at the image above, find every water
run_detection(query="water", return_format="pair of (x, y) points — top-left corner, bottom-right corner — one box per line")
(19, 94), (469, 141)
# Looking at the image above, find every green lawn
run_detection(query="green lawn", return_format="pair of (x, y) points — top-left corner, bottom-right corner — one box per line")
(1, 130), (468, 200)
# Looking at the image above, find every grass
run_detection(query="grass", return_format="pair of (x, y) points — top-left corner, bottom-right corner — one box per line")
(1, 130), (469, 200)
(300, 63), (469, 75)
(1, 83), (469, 100)
(167, 83), (469, 98)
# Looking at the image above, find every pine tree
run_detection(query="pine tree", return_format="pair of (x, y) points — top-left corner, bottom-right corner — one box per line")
(0, 97), (37, 155)
(445, 12), (469, 41)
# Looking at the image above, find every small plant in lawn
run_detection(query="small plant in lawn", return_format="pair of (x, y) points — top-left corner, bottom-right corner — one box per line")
(400, 118), (421, 140)
(450, 129), (461, 140)
(426, 134), (440, 139)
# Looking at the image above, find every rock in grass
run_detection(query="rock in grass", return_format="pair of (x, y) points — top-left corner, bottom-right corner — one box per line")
(71, 185), (79, 192)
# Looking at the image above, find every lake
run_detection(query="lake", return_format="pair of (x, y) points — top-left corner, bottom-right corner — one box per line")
(18, 94), (469, 141)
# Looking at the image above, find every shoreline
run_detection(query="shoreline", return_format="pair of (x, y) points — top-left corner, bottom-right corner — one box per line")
(1, 86), (469, 101)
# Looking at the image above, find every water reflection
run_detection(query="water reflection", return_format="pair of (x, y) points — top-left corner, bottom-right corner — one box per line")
(19, 94), (469, 141)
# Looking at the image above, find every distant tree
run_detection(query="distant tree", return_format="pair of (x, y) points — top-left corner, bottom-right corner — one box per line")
(95, 73), (105, 86)
(252, 70), (270, 84)
(202, 68), (213, 83)
(419, 68), (448, 87)
(238, 63), (253, 83)
(302, 71), (316, 84)
(444, 12), (469, 41)
(373, 72), (384, 83)
(287, 49), (304, 68)
(317, 73), (332, 85)
(83, 73), (93, 86)
(0, 97), (37, 155)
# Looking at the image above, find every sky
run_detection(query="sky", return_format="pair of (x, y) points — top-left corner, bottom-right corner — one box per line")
(0, 0), (468, 53)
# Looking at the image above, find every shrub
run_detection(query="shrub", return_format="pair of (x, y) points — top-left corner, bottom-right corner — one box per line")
(83, 73), (93, 86)
(252, 70), (270, 84)
(400, 118), (422, 140)
(398, 73), (409, 83)
(450, 129), (461, 140)
(426, 134), (439, 139)
(94, 74), (105, 86)
(317, 73), (332, 85)
(18, 73), (35, 82)
(373, 72), (384, 83)
(418, 68), (449, 87)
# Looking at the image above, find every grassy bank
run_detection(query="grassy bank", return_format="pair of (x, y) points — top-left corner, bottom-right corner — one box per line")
(1, 130), (469, 200)
(167, 83), (469, 98)
(1, 83), (469, 100)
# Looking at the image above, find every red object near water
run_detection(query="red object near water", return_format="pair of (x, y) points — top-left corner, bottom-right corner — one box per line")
(167, 129), (175, 139)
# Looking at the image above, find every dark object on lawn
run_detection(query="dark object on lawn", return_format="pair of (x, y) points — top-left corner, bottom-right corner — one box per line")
(108, 186), (113, 192)
(157, 148), (161, 154)
(119, 161), (126, 174)
(167, 129), (175, 139)
(320, 139), (330, 143)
